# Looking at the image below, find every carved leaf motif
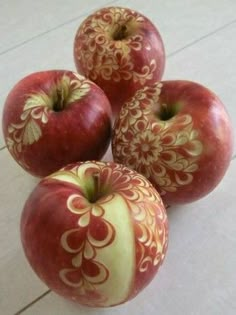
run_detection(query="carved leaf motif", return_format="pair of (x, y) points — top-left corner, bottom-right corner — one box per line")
(24, 92), (52, 110)
(6, 91), (50, 161)
(22, 118), (42, 145)
(68, 81), (90, 103)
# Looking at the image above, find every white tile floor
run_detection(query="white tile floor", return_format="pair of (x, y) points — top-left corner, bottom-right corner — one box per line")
(0, 1), (235, 314)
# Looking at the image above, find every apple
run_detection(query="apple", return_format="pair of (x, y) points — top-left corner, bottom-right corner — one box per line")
(21, 160), (168, 307)
(112, 80), (234, 205)
(74, 6), (165, 118)
(2, 70), (112, 177)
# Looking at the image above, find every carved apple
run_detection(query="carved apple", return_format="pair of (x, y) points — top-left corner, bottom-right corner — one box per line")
(21, 161), (168, 307)
(112, 80), (234, 204)
(2, 70), (112, 177)
(74, 6), (165, 118)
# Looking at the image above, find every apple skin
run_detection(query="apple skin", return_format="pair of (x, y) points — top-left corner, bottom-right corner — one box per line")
(74, 6), (165, 118)
(21, 161), (168, 307)
(2, 70), (112, 177)
(112, 80), (234, 205)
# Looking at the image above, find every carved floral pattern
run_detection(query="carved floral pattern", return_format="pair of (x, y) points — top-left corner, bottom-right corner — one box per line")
(112, 83), (203, 195)
(6, 73), (90, 167)
(55, 161), (167, 303)
(59, 192), (115, 305)
(75, 7), (157, 84)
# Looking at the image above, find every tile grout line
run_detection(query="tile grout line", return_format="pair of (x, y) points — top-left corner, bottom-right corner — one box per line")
(167, 18), (236, 58)
(0, 145), (6, 151)
(1, 4), (235, 58)
(0, 0), (118, 57)
(13, 290), (51, 315)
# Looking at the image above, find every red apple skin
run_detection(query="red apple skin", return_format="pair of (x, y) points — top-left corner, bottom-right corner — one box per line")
(21, 161), (168, 307)
(74, 6), (165, 118)
(2, 70), (112, 177)
(112, 80), (234, 205)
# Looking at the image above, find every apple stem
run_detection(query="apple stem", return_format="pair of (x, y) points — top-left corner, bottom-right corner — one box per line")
(90, 172), (100, 203)
(53, 87), (66, 112)
(160, 103), (169, 119)
(154, 103), (177, 121)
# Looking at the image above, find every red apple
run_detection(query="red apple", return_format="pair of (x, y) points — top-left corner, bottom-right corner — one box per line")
(2, 70), (112, 177)
(112, 80), (234, 205)
(21, 160), (168, 307)
(74, 6), (165, 118)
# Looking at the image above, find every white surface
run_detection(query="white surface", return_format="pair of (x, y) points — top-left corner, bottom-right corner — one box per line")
(0, 1), (235, 315)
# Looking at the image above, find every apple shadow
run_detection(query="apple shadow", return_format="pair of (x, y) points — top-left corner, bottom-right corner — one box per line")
(164, 203), (191, 234)
(60, 295), (125, 315)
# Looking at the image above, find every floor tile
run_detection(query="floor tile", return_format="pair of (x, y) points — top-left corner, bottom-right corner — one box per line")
(117, 0), (236, 54)
(0, 0), (117, 54)
(0, 149), (47, 315)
